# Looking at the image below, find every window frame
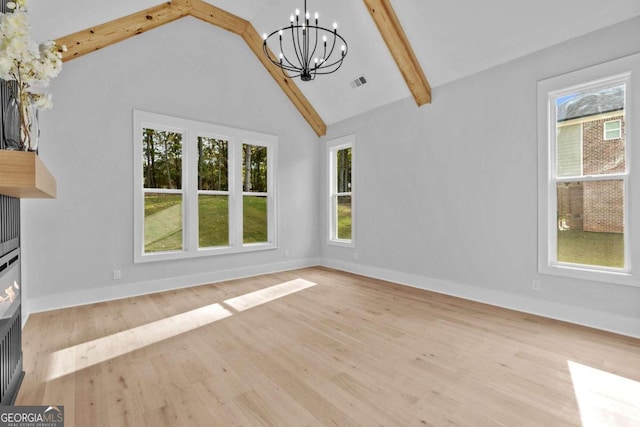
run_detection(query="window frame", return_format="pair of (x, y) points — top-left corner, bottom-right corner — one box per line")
(537, 53), (639, 287)
(134, 110), (277, 263)
(327, 134), (355, 247)
(604, 119), (622, 140)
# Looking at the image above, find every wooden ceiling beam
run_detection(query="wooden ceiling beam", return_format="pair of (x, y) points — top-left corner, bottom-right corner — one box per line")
(54, 0), (327, 136)
(56, 1), (192, 62)
(363, 0), (431, 105)
(189, 0), (249, 35)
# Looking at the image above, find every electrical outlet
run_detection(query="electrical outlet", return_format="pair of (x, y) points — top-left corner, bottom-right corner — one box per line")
(113, 269), (122, 280)
(532, 280), (541, 291)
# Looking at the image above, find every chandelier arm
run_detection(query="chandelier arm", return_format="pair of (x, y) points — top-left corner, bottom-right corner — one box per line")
(303, 0), (309, 68)
(323, 32), (338, 66)
(315, 35), (347, 71)
(291, 24), (306, 72)
(278, 32), (300, 70)
(309, 25), (320, 69)
(314, 58), (346, 74)
(263, 43), (283, 68)
(304, 26), (311, 73)
(315, 52), (347, 71)
(264, 38), (298, 72)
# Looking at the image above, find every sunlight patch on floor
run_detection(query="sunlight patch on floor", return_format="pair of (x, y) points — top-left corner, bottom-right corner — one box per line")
(568, 360), (640, 426)
(44, 278), (316, 381)
(223, 278), (317, 311)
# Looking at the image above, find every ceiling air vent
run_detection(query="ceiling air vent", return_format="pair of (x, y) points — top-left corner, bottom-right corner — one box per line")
(350, 76), (367, 89)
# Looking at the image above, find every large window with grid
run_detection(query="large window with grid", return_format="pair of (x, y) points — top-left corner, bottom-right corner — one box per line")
(537, 53), (639, 286)
(134, 111), (277, 262)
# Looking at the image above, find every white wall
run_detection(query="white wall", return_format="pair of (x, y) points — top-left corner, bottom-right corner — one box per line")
(21, 17), (321, 313)
(322, 16), (640, 337)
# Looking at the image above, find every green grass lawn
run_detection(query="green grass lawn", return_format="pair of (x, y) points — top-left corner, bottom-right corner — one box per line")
(198, 195), (229, 247)
(144, 194), (267, 252)
(243, 196), (268, 243)
(557, 230), (624, 268)
(337, 199), (352, 240)
(144, 194), (182, 252)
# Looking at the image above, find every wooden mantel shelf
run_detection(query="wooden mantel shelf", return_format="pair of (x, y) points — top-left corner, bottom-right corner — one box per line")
(0, 151), (57, 199)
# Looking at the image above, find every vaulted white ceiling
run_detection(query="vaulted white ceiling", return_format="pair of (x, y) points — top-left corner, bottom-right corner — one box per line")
(31, 0), (640, 126)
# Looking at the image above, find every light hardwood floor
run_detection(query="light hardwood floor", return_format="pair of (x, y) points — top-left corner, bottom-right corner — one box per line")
(17, 267), (640, 426)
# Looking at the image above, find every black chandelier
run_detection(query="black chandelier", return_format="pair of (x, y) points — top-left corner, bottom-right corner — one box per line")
(262, 0), (348, 81)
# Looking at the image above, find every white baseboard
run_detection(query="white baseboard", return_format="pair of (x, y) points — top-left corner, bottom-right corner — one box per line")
(22, 256), (640, 339)
(321, 258), (640, 339)
(22, 257), (321, 327)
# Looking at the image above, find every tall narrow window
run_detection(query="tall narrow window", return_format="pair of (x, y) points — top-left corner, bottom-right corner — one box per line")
(553, 81), (626, 270)
(328, 135), (355, 246)
(198, 137), (229, 248)
(538, 52), (640, 286)
(243, 143), (269, 244)
(142, 127), (184, 253)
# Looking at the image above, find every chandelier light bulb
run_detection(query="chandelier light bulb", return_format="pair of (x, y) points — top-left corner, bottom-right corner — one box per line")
(295, 8), (300, 16)
(333, 22), (338, 30)
(305, 11), (310, 19)
(290, 14), (294, 22)
(263, 33), (267, 40)
(314, 12), (319, 20)
(279, 30), (283, 36)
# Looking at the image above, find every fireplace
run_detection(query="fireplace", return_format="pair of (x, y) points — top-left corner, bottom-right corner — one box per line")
(0, 194), (23, 405)
(0, 250), (22, 405)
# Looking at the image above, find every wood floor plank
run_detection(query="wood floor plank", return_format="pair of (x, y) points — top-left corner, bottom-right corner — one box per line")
(16, 267), (640, 426)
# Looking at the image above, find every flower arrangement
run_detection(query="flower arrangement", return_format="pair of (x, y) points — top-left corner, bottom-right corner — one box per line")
(0, 0), (65, 151)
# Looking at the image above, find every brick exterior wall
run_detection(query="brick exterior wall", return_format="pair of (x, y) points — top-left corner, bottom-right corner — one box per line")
(583, 180), (624, 233)
(583, 115), (625, 233)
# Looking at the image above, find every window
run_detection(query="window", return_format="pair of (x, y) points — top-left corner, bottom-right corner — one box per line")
(142, 127), (184, 253)
(604, 119), (622, 140)
(134, 111), (277, 262)
(328, 135), (355, 246)
(537, 53), (640, 286)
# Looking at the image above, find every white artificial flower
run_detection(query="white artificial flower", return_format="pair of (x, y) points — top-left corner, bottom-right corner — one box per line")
(0, 0), (62, 110)
(31, 92), (52, 110)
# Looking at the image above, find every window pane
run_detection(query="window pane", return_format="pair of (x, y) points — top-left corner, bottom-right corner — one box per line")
(143, 128), (182, 189)
(243, 144), (268, 193)
(243, 196), (268, 243)
(144, 193), (183, 252)
(556, 124), (581, 177)
(198, 195), (229, 248)
(198, 137), (228, 191)
(337, 195), (352, 240)
(604, 120), (621, 140)
(556, 180), (624, 268)
(336, 147), (352, 193)
(556, 84), (625, 177)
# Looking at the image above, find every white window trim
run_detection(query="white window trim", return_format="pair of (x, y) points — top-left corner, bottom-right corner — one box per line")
(133, 110), (277, 263)
(328, 134), (355, 248)
(537, 52), (639, 287)
(604, 119), (622, 140)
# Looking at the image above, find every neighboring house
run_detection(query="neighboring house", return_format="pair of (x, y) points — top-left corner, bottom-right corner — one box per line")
(556, 85), (625, 233)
